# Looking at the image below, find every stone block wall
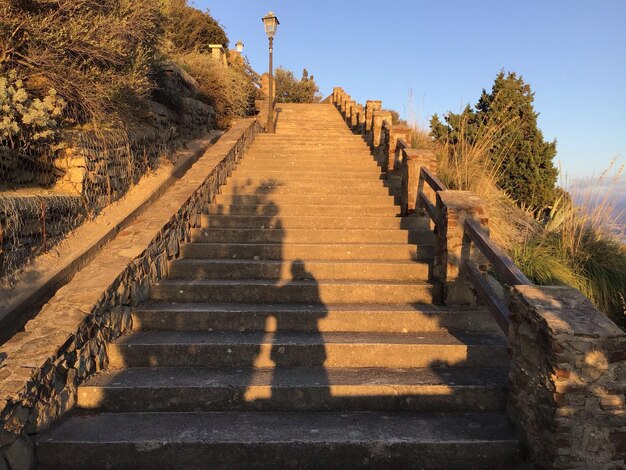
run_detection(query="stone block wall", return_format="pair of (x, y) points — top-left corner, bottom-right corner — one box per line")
(508, 285), (626, 469)
(0, 119), (261, 469)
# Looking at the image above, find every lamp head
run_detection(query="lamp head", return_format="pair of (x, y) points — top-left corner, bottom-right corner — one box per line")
(262, 11), (279, 38)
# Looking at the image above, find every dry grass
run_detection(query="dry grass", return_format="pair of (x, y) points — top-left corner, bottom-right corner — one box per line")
(527, 161), (626, 323)
(1, 0), (165, 127)
(411, 112), (626, 325)
(411, 114), (535, 249)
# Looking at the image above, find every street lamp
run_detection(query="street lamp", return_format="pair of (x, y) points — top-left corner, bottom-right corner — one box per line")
(236, 40), (244, 53)
(262, 11), (279, 133)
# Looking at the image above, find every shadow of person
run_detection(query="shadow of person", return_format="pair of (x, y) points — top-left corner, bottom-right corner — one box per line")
(269, 260), (331, 410)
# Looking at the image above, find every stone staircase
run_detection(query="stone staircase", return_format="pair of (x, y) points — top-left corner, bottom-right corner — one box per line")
(36, 104), (524, 468)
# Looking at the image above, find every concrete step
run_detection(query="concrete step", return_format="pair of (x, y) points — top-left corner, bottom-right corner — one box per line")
(77, 367), (508, 412)
(247, 148), (371, 155)
(246, 148), (371, 155)
(249, 147), (369, 153)
(181, 242), (431, 261)
(214, 194), (398, 206)
(191, 228), (432, 245)
(168, 259), (430, 282)
(132, 303), (502, 334)
(244, 151), (377, 159)
(200, 215), (428, 231)
(224, 177), (388, 190)
(249, 142), (370, 148)
(240, 157), (378, 166)
(235, 162), (380, 173)
(107, 331), (507, 368)
(218, 184), (399, 196)
(149, 279), (439, 304)
(207, 203), (398, 217)
(252, 135), (366, 140)
(234, 167), (381, 178)
(37, 411), (523, 469)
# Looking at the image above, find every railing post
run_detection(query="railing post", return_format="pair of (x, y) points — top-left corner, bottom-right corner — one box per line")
(349, 101), (358, 128)
(372, 110), (392, 150)
(386, 125), (411, 175)
(355, 104), (365, 132)
(332, 87), (343, 105)
(346, 100), (355, 128)
(508, 285), (626, 469)
(434, 190), (489, 305)
(340, 94), (350, 118)
(365, 100), (382, 134)
(401, 149), (436, 215)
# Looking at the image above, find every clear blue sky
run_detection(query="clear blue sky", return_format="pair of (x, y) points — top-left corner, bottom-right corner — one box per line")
(199, 0), (626, 180)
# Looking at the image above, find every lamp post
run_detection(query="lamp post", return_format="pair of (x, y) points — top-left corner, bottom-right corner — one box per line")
(236, 40), (244, 54)
(262, 11), (279, 133)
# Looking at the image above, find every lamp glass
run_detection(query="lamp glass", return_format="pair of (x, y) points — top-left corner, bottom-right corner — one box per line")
(262, 12), (279, 37)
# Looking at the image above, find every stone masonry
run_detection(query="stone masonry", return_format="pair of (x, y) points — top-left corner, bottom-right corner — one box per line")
(434, 190), (490, 305)
(400, 148), (437, 215)
(508, 285), (626, 469)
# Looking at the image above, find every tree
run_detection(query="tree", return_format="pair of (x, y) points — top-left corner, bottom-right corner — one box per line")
(274, 68), (321, 103)
(430, 71), (558, 209)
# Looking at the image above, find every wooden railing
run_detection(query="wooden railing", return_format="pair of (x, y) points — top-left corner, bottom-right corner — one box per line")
(416, 158), (532, 334)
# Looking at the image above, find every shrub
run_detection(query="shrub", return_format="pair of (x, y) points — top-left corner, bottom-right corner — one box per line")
(1, 70), (66, 150)
(525, 165), (626, 325)
(176, 52), (257, 129)
(390, 110), (407, 126)
(0, 0), (165, 126)
(419, 111), (625, 326)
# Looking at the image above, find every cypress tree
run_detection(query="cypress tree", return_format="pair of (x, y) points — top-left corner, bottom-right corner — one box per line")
(476, 72), (558, 209)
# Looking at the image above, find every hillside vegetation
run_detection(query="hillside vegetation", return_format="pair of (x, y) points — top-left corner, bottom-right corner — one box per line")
(0, 0), (258, 176)
(421, 72), (625, 327)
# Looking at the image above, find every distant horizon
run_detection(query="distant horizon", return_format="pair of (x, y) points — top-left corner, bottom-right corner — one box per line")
(201, 0), (625, 183)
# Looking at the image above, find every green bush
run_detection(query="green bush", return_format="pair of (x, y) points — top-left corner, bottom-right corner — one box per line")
(422, 108), (625, 327)
(431, 71), (558, 210)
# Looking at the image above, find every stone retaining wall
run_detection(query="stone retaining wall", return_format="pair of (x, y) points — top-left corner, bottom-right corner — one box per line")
(0, 118), (261, 469)
(508, 285), (626, 469)
(0, 97), (215, 287)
